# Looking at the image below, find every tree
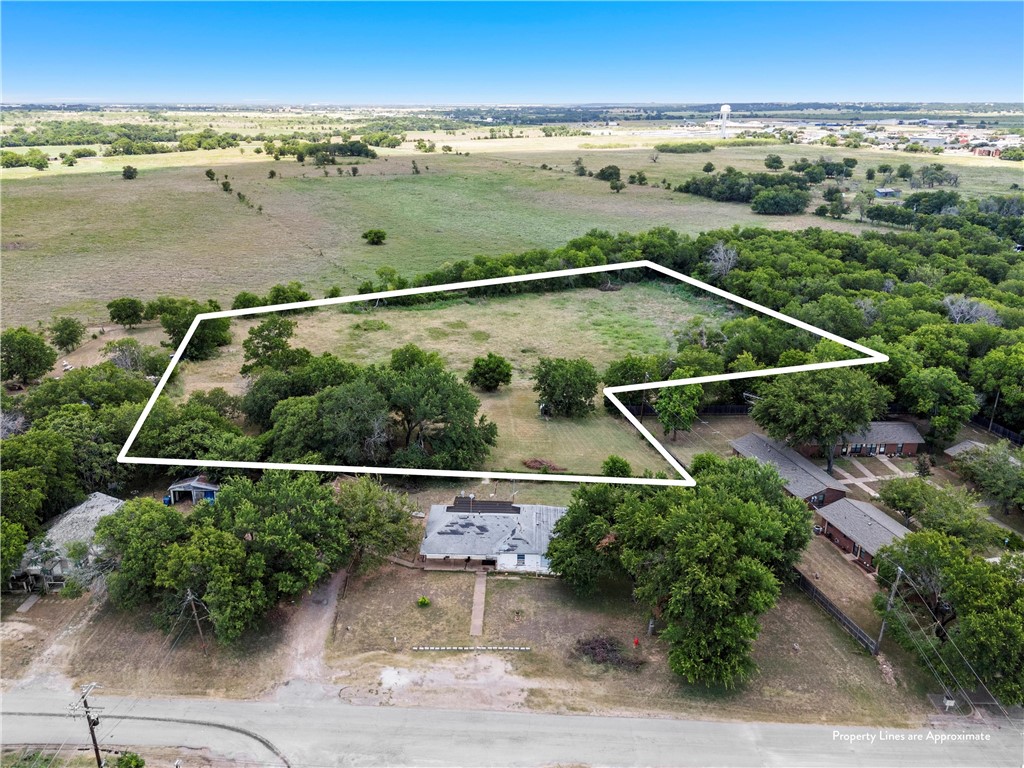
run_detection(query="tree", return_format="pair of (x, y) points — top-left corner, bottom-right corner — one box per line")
(154, 299), (232, 361)
(241, 316), (297, 374)
(705, 240), (738, 280)
(122, 165), (138, 180)
(107, 297), (145, 328)
(48, 316), (87, 353)
(865, 168), (876, 181)
(546, 484), (627, 596)
(900, 366), (978, 447)
(954, 441), (1024, 515)
(532, 357), (600, 418)
(654, 370), (702, 440)
(609, 179), (626, 193)
(1, 518), (28, 582)
(335, 477), (420, 574)
(0, 327), (58, 384)
(204, 168), (216, 181)
(362, 229), (387, 245)
(702, 161), (715, 173)
(465, 352), (512, 392)
(751, 368), (891, 474)
(750, 188), (810, 215)
(896, 163), (913, 182)
(764, 154), (784, 170)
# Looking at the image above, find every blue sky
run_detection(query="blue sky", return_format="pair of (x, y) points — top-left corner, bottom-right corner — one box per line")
(2, 2), (1021, 104)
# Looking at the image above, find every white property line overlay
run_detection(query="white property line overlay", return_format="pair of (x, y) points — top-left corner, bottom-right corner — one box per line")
(118, 260), (888, 487)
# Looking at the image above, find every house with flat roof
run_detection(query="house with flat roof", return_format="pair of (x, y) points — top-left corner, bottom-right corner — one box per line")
(730, 433), (846, 507)
(796, 421), (925, 459)
(814, 497), (910, 571)
(419, 497), (566, 574)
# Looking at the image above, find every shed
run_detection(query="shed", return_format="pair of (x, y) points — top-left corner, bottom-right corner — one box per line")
(874, 188), (901, 198)
(730, 433), (846, 507)
(419, 498), (567, 574)
(815, 498), (910, 571)
(168, 475), (220, 504)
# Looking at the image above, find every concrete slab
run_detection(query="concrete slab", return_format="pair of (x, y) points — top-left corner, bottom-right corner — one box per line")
(15, 594), (40, 613)
(470, 571), (486, 636)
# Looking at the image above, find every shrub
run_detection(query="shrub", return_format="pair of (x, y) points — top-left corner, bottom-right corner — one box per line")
(417, 596), (431, 607)
(362, 229), (387, 245)
(466, 352), (512, 392)
(59, 579), (85, 599)
(121, 165), (138, 180)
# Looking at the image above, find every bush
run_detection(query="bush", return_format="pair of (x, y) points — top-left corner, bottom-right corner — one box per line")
(59, 579), (84, 599)
(594, 165), (620, 182)
(362, 229), (387, 245)
(466, 352), (512, 392)
(417, 596), (431, 607)
(121, 165), (138, 180)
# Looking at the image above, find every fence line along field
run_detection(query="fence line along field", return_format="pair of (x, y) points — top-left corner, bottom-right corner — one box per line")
(6, 119), (1018, 329)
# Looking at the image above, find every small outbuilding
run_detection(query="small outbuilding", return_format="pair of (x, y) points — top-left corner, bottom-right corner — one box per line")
(419, 497), (567, 574)
(167, 475), (220, 504)
(874, 188), (901, 198)
(814, 498), (910, 571)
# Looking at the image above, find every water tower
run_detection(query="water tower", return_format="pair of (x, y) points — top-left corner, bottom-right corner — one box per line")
(719, 104), (731, 135)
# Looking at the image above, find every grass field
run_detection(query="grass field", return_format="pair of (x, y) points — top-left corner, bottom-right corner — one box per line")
(169, 282), (747, 475)
(6, 127), (1018, 329)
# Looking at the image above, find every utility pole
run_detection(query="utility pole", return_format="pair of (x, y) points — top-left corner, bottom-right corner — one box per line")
(185, 588), (208, 655)
(875, 565), (903, 653)
(69, 682), (104, 768)
(988, 388), (1001, 432)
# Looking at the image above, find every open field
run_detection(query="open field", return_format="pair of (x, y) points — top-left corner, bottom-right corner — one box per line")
(164, 282), (755, 475)
(326, 565), (934, 725)
(6, 126), (1019, 329)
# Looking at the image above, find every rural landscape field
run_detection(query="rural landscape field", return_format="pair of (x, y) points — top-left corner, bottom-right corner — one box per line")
(2, 2), (1024, 768)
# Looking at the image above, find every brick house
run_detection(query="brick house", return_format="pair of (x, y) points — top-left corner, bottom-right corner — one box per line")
(814, 498), (911, 571)
(796, 421), (925, 459)
(730, 433), (847, 507)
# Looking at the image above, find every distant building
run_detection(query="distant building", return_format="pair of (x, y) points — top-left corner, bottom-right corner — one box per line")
(907, 136), (946, 148)
(944, 440), (1021, 467)
(6, 492), (124, 593)
(874, 187), (901, 198)
(167, 475), (220, 504)
(730, 433), (846, 507)
(973, 146), (1002, 158)
(814, 498), (910, 571)
(419, 497), (566, 573)
(796, 421), (925, 458)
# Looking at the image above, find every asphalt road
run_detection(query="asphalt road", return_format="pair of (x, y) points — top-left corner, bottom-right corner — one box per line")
(2, 688), (1021, 768)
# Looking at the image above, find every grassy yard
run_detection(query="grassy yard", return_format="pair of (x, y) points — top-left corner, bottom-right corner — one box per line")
(326, 566), (934, 725)
(797, 534), (884, 636)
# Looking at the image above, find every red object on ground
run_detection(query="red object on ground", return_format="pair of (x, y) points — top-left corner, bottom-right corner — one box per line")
(633, 636), (640, 648)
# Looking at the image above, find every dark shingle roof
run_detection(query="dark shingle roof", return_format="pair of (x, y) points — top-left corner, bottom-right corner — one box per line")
(817, 498), (910, 556)
(730, 433), (846, 500)
(802, 421), (924, 448)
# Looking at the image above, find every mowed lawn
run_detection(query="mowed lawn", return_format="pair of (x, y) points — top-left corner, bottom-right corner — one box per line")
(8, 133), (1015, 328)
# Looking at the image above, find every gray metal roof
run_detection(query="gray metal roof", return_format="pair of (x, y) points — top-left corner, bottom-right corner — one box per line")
(420, 503), (566, 559)
(817, 498), (910, 556)
(944, 439), (987, 458)
(802, 421), (924, 448)
(45, 492), (124, 550)
(168, 475), (220, 492)
(731, 433), (846, 500)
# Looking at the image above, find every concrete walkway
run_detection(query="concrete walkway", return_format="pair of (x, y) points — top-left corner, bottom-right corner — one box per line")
(875, 454), (910, 477)
(830, 465), (880, 498)
(470, 571), (487, 636)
